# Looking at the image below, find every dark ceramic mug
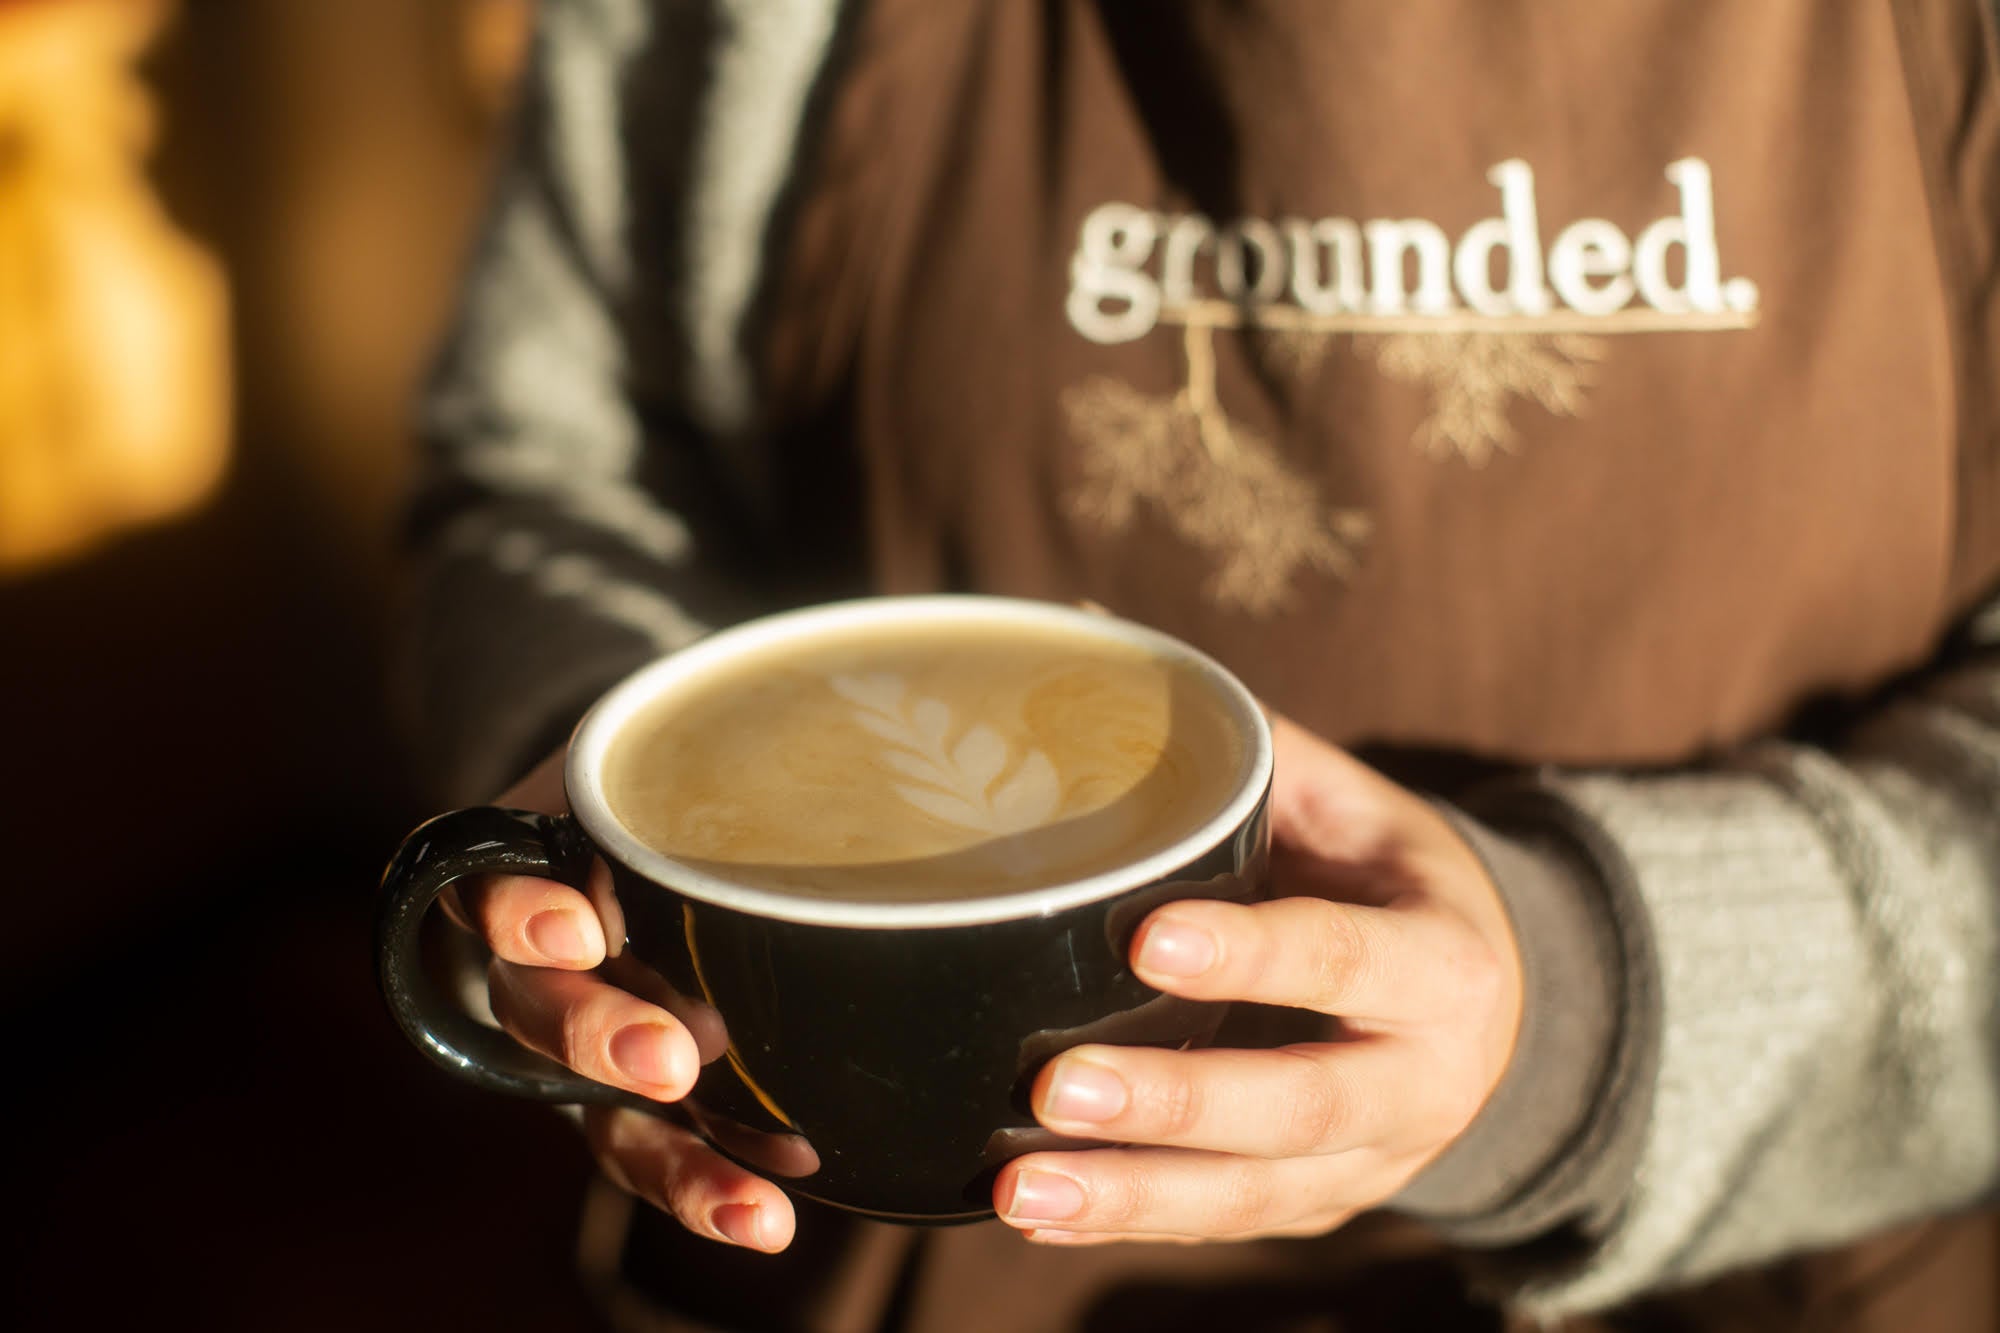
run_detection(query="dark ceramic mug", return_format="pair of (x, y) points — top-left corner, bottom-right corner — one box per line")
(375, 597), (1273, 1222)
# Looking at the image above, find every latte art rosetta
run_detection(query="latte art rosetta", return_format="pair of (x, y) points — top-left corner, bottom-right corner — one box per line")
(830, 673), (1061, 836)
(600, 620), (1245, 902)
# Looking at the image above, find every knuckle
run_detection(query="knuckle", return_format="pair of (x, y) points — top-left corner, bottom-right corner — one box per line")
(478, 875), (584, 952)
(1307, 909), (1370, 1010)
(1284, 779), (1348, 850)
(1274, 1053), (1347, 1156)
(1144, 1067), (1202, 1141)
(468, 874), (530, 931)
(1218, 905), (1284, 994)
(660, 1158), (714, 1225)
(1213, 1163), (1272, 1235)
(559, 996), (615, 1074)
(1089, 1164), (1146, 1230)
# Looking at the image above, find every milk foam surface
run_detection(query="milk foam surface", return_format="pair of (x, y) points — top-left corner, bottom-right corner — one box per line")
(601, 621), (1244, 901)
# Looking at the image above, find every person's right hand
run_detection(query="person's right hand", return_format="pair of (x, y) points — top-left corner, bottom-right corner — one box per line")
(443, 745), (798, 1252)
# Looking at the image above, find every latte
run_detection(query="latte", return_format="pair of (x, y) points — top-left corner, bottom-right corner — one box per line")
(600, 619), (1246, 902)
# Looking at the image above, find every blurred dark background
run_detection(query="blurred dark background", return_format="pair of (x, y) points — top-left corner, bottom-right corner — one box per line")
(4, 1), (605, 1325)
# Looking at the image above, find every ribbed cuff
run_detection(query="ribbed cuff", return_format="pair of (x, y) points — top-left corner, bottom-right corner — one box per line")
(1394, 807), (1634, 1238)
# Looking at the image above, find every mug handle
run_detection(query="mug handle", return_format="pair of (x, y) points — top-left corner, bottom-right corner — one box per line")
(374, 806), (667, 1114)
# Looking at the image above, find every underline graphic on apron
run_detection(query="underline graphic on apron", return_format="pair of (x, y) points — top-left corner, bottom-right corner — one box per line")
(1159, 300), (1759, 336)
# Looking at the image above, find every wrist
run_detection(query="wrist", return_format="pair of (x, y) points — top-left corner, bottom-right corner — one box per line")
(1393, 805), (1631, 1235)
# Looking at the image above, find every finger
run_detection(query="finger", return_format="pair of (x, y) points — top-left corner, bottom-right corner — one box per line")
(1130, 895), (1449, 1021)
(1030, 1040), (1411, 1158)
(688, 1110), (824, 1180)
(488, 958), (699, 1099)
(586, 1107), (795, 1252)
(456, 860), (612, 969)
(995, 1147), (1366, 1239)
(601, 952), (731, 1066)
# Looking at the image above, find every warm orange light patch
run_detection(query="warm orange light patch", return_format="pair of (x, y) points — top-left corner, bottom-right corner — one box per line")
(0, 0), (230, 575)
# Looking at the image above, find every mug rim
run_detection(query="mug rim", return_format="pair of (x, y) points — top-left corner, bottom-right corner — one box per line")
(565, 595), (1273, 929)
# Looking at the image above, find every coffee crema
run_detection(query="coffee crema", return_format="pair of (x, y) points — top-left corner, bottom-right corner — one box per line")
(601, 621), (1245, 902)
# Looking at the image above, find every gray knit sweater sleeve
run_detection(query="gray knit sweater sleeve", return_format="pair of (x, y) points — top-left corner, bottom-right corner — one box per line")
(1480, 609), (2000, 1319)
(404, 0), (843, 803)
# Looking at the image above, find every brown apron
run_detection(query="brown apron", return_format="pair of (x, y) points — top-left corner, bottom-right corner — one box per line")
(603, 0), (2000, 1328)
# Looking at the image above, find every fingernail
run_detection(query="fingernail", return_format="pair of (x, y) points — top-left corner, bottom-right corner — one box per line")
(712, 1203), (767, 1250)
(609, 1024), (677, 1088)
(1137, 918), (1216, 978)
(526, 910), (590, 965)
(1043, 1059), (1127, 1124)
(1005, 1169), (1085, 1223)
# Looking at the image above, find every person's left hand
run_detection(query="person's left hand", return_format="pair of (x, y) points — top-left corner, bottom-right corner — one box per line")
(993, 714), (1525, 1245)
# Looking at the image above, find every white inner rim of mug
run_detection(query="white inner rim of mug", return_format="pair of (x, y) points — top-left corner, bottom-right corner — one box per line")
(566, 596), (1274, 929)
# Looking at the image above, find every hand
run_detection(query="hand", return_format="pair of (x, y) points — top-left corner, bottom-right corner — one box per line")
(443, 746), (798, 1252)
(992, 715), (1525, 1245)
